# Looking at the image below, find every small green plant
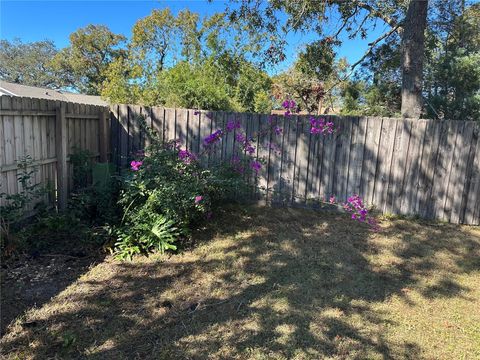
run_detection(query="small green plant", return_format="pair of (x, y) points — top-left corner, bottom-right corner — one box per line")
(0, 156), (46, 256)
(61, 331), (77, 349)
(114, 213), (179, 261)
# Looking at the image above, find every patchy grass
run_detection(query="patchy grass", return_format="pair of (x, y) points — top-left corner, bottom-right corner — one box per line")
(1, 206), (479, 359)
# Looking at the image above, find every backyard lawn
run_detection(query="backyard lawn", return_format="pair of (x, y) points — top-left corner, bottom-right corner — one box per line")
(1, 205), (479, 359)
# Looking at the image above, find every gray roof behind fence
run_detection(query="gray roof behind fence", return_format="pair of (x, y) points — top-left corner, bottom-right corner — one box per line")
(0, 80), (108, 106)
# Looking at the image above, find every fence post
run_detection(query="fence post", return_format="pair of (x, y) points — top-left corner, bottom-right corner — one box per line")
(55, 101), (68, 210)
(98, 107), (109, 162)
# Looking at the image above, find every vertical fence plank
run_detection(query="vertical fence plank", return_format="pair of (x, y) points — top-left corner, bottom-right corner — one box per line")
(400, 120), (424, 215)
(318, 115), (334, 201)
(347, 117), (367, 198)
(176, 108), (188, 148)
(464, 127), (480, 225)
(360, 117), (382, 205)
(118, 104), (129, 168)
(3, 96), (16, 196)
(334, 116), (352, 203)
(448, 122), (474, 223)
(99, 108), (108, 162)
(314, 123), (326, 202)
(373, 118), (397, 212)
(0, 102), (5, 206)
(55, 102), (68, 210)
(151, 106), (165, 144)
(289, 115), (301, 203)
(417, 120), (442, 218)
(435, 121), (460, 220)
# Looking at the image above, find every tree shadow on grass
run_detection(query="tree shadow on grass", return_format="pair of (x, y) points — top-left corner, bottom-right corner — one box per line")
(1, 206), (479, 359)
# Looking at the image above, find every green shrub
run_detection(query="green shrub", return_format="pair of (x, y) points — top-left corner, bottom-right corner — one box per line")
(69, 148), (120, 225)
(0, 156), (47, 256)
(113, 136), (249, 260)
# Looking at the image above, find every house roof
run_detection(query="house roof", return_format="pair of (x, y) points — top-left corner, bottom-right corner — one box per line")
(0, 80), (108, 106)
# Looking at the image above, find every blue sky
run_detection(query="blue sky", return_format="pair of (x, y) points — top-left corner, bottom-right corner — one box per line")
(0, 0), (388, 74)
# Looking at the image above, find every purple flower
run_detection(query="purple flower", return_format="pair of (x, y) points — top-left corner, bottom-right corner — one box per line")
(194, 110), (200, 115)
(226, 119), (241, 132)
(329, 195), (336, 204)
(235, 133), (246, 143)
(310, 116), (336, 135)
(245, 144), (256, 155)
(282, 99), (297, 116)
(250, 160), (262, 173)
(178, 149), (197, 164)
(342, 194), (378, 229)
(204, 129), (223, 146)
(195, 195), (203, 204)
(130, 160), (143, 171)
(281, 99), (296, 109)
(274, 126), (283, 135)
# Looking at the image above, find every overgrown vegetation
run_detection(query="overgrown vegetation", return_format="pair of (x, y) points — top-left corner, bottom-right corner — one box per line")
(0, 156), (47, 257)
(0, 149), (118, 260)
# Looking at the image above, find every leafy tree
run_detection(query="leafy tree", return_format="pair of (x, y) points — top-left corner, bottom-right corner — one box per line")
(131, 8), (176, 75)
(273, 56), (348, 114)
(0, 39), (67, 88)
(153, 59), (233, 110)
(225, 0), (429, 118)
(52, 25), (126, 95)
(101, 57), (143, 104)
(103, 9), (272, 111)
(424, 2), (480, 121)
(233, 61), (272, 112)
(355, 0), (479, 120)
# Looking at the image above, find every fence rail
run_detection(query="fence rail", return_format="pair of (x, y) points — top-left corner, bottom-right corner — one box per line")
(1, 95), (479, 225)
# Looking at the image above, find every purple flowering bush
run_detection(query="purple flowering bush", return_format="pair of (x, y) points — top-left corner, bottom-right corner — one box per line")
(114, 134), (249, 260)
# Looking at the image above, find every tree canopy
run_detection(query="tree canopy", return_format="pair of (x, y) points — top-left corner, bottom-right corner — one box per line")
(0, 2), (478, 120)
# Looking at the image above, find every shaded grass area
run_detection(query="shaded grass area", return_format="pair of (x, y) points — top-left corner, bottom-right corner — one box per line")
(0, 212), (106, 335)
(1, 206), (479, 359)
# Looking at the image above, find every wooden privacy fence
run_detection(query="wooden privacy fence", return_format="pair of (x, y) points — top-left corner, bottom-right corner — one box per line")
(110, 105), (480, 225)
(0, 95), (109, 210)
(1, 96), (479, 225)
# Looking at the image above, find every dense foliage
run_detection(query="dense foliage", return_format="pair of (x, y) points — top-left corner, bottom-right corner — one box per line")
(113, 124), (251, 260)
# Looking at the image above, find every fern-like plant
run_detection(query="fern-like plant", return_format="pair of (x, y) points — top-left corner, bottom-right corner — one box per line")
(114, 213), (179, 261)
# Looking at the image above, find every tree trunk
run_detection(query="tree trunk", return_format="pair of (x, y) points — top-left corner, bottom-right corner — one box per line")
(401, 0), (429, 118)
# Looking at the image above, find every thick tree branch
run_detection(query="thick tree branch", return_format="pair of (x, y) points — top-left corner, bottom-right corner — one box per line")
(349, 24), (400, 71)
(333, 9), (358, 38)
(323, 24), (401, 95)
(354, 1), (403, 33)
